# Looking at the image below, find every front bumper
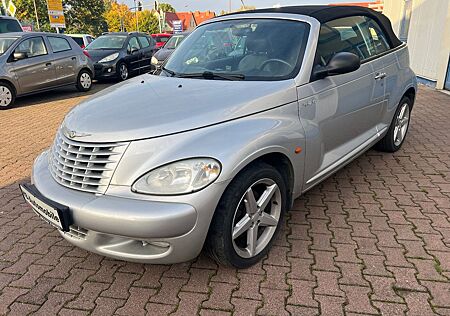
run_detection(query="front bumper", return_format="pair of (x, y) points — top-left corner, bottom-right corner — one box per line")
(30, 152), (223, 264)
(93, 62), (118, 79)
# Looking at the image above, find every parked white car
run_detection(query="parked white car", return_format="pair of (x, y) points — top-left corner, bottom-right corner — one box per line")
(67, 34), (95, 49)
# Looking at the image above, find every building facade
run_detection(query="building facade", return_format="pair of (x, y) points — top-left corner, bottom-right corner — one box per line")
(382, 0), (450, 90)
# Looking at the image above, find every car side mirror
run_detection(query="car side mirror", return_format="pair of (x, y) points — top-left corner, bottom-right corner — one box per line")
(13, 52), (27, 60)
(313, 52), (361, 80)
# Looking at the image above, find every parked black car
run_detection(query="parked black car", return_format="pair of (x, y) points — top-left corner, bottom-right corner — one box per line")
(151, 32), (190, 71)
(85, 32), (156, 80)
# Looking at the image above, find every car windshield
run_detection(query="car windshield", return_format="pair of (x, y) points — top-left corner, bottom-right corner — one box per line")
(164, 35), (187, 50)
(87, 35), (126, 50)
(0, 19), (22, 33)
(0, 37), (17, 55)
(163, 19), (309, 81)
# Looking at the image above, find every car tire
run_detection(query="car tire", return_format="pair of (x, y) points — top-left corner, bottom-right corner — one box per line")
(0, 82), (15, 110)
(375, 96), (413, 152)
(76, 70), (93, 92)
(117, 62), (129, 81)
(206, 162), (287, 268)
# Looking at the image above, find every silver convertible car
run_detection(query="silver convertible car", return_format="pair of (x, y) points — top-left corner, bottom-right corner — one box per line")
(21, 6), (417, 268)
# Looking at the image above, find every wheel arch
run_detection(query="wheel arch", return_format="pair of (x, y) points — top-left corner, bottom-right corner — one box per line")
(403, 86), (416, 107)
(79, 67), (93, 77)
(228, 150), (296, 211)
(0, 78), (17, 96)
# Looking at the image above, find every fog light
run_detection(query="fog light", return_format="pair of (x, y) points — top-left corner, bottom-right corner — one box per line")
(107, 68), (112, 73)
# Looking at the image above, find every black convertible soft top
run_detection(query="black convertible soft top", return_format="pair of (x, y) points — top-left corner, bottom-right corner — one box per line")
(226, 5), (402, 48)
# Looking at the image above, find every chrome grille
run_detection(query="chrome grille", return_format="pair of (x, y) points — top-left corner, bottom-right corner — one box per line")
(65, 225), (89, 240)
(49, 131), (127, 194)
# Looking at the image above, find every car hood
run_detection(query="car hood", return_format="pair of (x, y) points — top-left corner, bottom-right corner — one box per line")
(86, 49), (120, 63)
(154, 48), (174, 61)
(63, 74), (298, 143)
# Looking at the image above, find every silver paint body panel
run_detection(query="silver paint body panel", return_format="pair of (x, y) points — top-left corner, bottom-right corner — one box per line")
(31, 14), (417, 263)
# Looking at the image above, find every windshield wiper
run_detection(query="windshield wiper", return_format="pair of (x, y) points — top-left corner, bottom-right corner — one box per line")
(177, 71), (245, 81)
(162, 66), (178, 77)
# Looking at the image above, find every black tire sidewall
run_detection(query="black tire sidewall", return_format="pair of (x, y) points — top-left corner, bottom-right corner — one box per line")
(77, 70), (92, 92)
(0, 83), (15, 110)
(208, 163), (287, 268)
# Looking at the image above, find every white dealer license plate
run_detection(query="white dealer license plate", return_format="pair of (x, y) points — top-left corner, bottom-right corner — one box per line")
(19, 184), (70, 231)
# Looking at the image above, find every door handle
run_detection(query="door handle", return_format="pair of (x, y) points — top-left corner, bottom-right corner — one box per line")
(374, 72), (386, 80)
(45, 62), (52, 67)
(71, 57), (76, 60)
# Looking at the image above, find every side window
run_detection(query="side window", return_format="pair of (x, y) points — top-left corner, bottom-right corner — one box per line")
(48, 36), (72, 53)
(127, 37), (140, 52)
(87, 36), (94, 44)
(15, 37), (47, 58)
(366, 18), (390, 55)
(316, 16), (390, 66)
(138, 36), (150, 48)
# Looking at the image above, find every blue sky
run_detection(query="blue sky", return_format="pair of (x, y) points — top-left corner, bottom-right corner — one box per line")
(124, 0), (374, 12)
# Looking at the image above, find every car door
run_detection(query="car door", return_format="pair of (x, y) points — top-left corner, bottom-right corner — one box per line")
(47, 36), (78, 85)
(125, 36), (141, 74)
(298, 16), (388, 189)
(10, 36), (57, 94)
(137, 36), (154, 74)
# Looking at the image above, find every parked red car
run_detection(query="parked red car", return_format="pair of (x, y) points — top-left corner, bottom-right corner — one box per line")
(151, 33), (172, 49)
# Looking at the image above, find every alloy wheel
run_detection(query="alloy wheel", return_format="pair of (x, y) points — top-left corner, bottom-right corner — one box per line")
(393, 103), (410, 146)
(231, 178), (282, 258)
(80, 73), (92, 89)
(120, 64), (128, 80)
(0, 85), (12, 107)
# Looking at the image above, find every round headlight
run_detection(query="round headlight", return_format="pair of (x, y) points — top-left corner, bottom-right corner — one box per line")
(132, 158), (221, 195)
(151, 56), (159, 65)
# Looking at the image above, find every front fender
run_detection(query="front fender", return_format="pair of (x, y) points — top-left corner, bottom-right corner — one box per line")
(111, 102), (306, 196)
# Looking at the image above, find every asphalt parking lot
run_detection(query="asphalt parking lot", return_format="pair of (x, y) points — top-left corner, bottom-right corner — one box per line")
(0, 85), (450, 315)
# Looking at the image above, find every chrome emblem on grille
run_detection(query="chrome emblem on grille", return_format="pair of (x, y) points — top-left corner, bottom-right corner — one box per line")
(62, 126), (91, 139)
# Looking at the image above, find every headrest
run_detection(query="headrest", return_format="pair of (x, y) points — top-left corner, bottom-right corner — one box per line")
(246, 37), (268, 53)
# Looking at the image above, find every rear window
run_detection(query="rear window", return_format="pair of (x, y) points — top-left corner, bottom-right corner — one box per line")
(48, 36), (72, 52)
(0, 18), (22, 33)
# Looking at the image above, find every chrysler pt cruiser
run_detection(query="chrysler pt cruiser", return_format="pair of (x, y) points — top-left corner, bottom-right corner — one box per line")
(21, 6), (417, 268)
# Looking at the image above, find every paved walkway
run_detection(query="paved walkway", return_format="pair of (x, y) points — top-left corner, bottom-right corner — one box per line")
(0, 85), (449, 315)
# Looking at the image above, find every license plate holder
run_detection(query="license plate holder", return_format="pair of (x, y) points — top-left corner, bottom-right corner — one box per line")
(19, 183), (72, 232)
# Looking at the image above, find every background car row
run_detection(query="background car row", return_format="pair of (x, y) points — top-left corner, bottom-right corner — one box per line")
(0, 28), (184, 109)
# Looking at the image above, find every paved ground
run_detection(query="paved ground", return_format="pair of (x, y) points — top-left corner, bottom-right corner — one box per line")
(0, 85), (450, 316)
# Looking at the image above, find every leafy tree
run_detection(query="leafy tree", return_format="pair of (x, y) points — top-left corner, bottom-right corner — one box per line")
(15, 0), (52, 31)
(158, 3), (175, 12)
(104, 1), (132, 32)
(129, 10), (159, 34)
(64, 0), (107, 35)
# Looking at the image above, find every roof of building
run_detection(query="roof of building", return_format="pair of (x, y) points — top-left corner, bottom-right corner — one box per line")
(193, 11), (216, 25)
(226, 5), (402, 48)
(174, 12), (196, 30)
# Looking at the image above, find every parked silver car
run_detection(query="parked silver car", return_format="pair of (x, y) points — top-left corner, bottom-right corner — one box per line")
(21, 6), (417, 268)
(0, 32), (94, 109)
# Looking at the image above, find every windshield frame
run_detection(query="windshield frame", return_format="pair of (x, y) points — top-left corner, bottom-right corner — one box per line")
(163, 17), (311, 82)
(0, 36), (19, 55)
